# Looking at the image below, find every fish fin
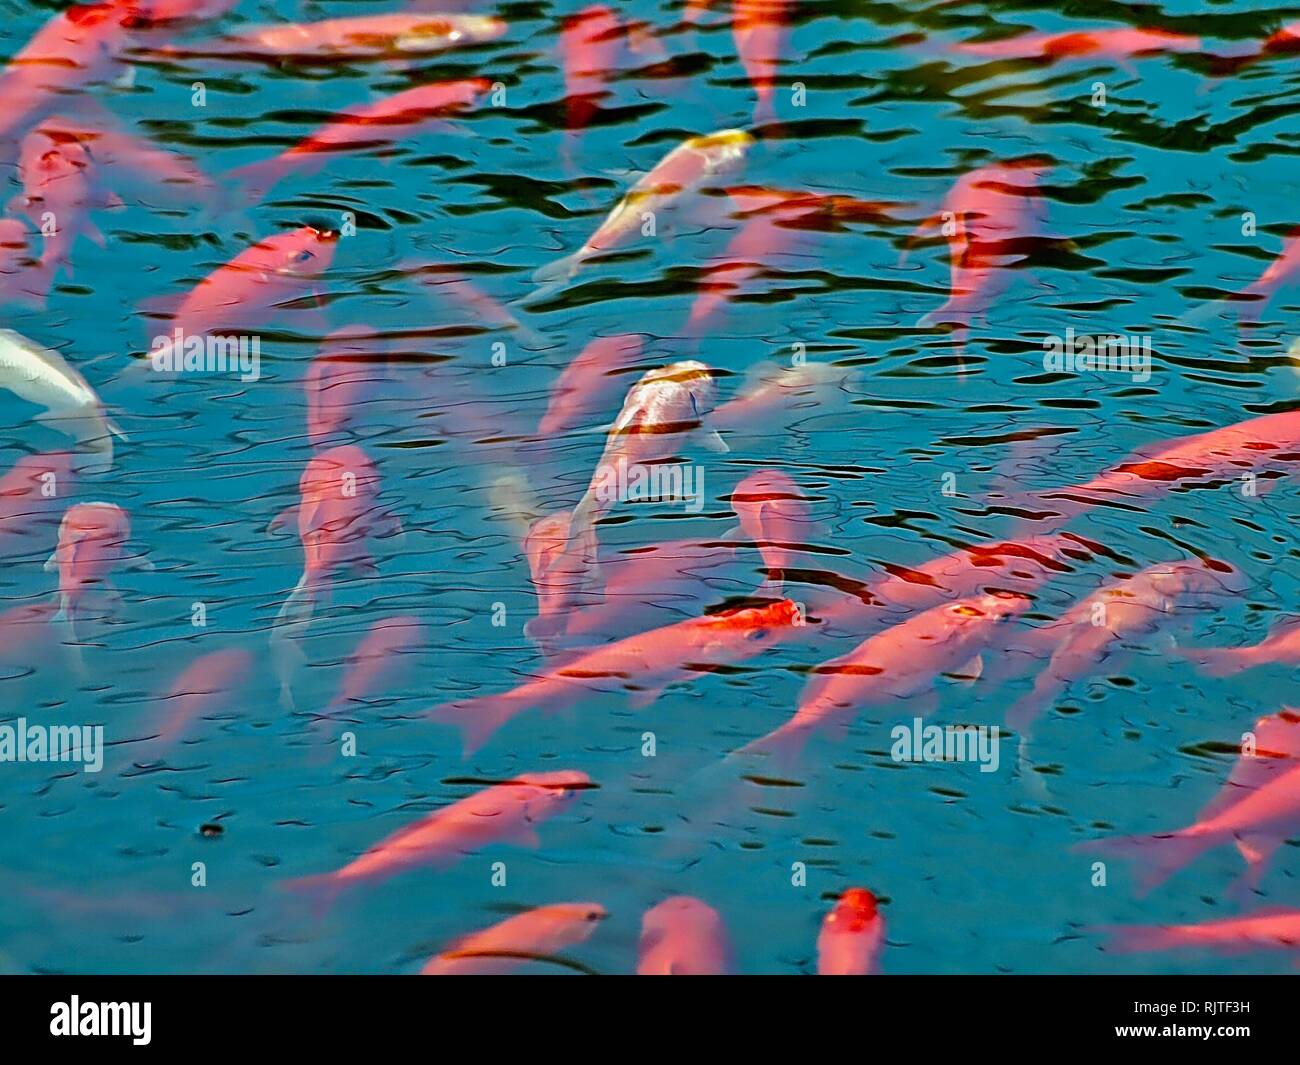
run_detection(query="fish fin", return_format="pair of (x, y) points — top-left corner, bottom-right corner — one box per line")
(427, 693), (525, 756)
(42, 551), (58, 573)
(83, 220), (107, 249)
(626, 682), (668, 710)
(1090, 923), (1181, 955)
(950, 653), (984, 684)
(531, 250), (582, 288)
(1225, 837), (1276, 904)
(698, 427), (729, 453)
(1179, 646), (1247, 678)
(267, 505), (298, 537)
(272, 573), (318, 710)
(1073, 832), (1214, 898)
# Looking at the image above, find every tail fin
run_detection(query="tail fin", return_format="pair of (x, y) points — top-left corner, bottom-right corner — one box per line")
(1091, 923), (1184, 954)
(1073, 831), (1215, 897)
(427, 693), (526, 756)
(531, 250), (582, 288)
(272, 573), (319, 710)
(1179, 646), (1249, 678)
(223, 158), (286, 209)
(279, 872), (346, 920)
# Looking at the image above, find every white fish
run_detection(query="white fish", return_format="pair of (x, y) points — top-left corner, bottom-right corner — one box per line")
(0, 329), (124, 470)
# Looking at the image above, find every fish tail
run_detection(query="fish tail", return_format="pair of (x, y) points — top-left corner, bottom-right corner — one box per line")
(427, 692), (530, 756)
(1091, 923), (1184, 955)
(1180, 646), (1247, 678)
(531, 250), (582, 288)
(279, 872), (345, 920)
(272, 573), (319, 710)
(734, 720), (812, 768)
(223, 159), (285, 209)
(1075, 831), (1214, 897)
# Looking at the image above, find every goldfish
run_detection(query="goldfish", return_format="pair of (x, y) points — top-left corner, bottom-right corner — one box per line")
(561, 6), (623, 145)
(1005, 563), (1236, 741)
(817, 888), (885, 975)
(8, 131), (118, 277)
(951, 27), (1201, 65)
(727, 468), (827, 596)
(740, 593), (1029, 761)
(1262, 21), (1300, 56)
(0, 3), (138, 149)
(421, 902), (606, 975)
(709, 362), (853, 440)
(149, 13), (507, 62)
(143, 226), (339, 374)
(1095, 911), (1300, 955)
(430, 599), (807, 754)
(146, 649), (253, 749)
(537, 334), (644, 437)
(322, 615), (424, 719)
(637, 896), (732, 975)
(305, 327), (389, 447)
(531, 129), (755, 293)
(1081, 761), (1300, 896)
(284, 771), (590, 907)
(1191, 710), (1300, 896)
(554, 360), (722, 610)
(1180, 615), (1300, 676)
(908, 158), (1053, 333)
(733, 0), (789, 127)
(45, 501), (150, 665)
(269, 445), (404, 708)
(1011, 409), (1300, 532)
(229, 79), (490, 200)
(405, 262), (548, 350)
(0, 328), (125, 470)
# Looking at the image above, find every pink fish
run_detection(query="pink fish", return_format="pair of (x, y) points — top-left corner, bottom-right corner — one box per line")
(951, 28), (1201, 65)
(283, 771), (590, 908)
(908, 157), (1053, 333)
(229, 79), (490, 200)
(0, 218), (51, 307)
(733, 0), (790, 127)
(728, 468), (823, 594)
(269, 445), (404, 707)
(1095, 910), (1300, 955)
(1180, 616), (1300, 676)
(537, 334), (643, 438)
(740, 593), (1030, 761)
(817, 888), (885, 975)
(1233, 226), (1300, 323)
(148, 648), (253, 748)
(323, 615), (424, 718)
(1081, 761), (1300, 896)
(0, 602), (62, 671)
(430, 599), (807, 754)
(406, 262), (547, 350)
(304, 327), (389, 447)
(421, 902), (606, 975)
(1011, 409), (1300, 532)
(637, 896), (732, 975)
(1005, 563), (1236, 739)
(561, 6), (623, 150)
(0, 451), (77, 557)
(143, 226), (339, 373)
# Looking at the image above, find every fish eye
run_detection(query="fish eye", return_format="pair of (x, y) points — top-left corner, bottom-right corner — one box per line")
(295, 250), (314, 263)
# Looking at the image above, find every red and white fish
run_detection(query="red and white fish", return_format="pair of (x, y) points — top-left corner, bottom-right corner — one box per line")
(637, 896), (733, 975)
(1080, 761), (1300, 896)
(421, 902), (606, 975)
(531, 129), (755, 293)
(817, 888), (885, 975)
(430, 599), (807, 754)
(739, 593), (1029, 761)
(143, 226), (339, 373)
(907, 157), (1053, 333)
(1095, 910), (1300, 956)
(148, 13), (507, 62)
(229, 79), (490, 200)
(284, 771), (590, 908)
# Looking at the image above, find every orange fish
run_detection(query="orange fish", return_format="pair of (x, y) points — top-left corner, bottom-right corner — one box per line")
(637, 896), (732, 974)
(1095, 910), (1300, 955)
(561, 6), (623, 145)
(143, 226), (339, 374)
(148, 648), (253, 748)
(430, 599), (807, 754)
(817, 888), (885, 975)
(269, 445), (404, 707)
(1181, 616), (1300, 676)
(733, 0), (790, 127)
(283, 771), (590, 908)
(951, 27), (1201, 65)
(230, 79), (490, 200)
(740, 593), (1029, 761)
(421, 902), (606, 975)
(1081, 761), (1300, 896)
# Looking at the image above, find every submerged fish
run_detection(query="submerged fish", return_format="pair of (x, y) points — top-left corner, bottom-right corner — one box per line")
(421, 902), (606, 975)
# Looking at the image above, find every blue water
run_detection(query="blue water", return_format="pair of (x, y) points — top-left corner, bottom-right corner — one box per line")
(0, 0), (1297, 974)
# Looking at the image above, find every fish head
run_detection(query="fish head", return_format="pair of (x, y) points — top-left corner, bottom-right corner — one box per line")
(946, 592), (1032, 627)
(299, 445), (382, 523)
(730, 469), (810, 547)
(270, 225), (340, 279)
(614, 361), (717, 439)
(1140, 563), (1239, 612)
(826, 888), (880, 932)
(688, 129), (756, 174)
